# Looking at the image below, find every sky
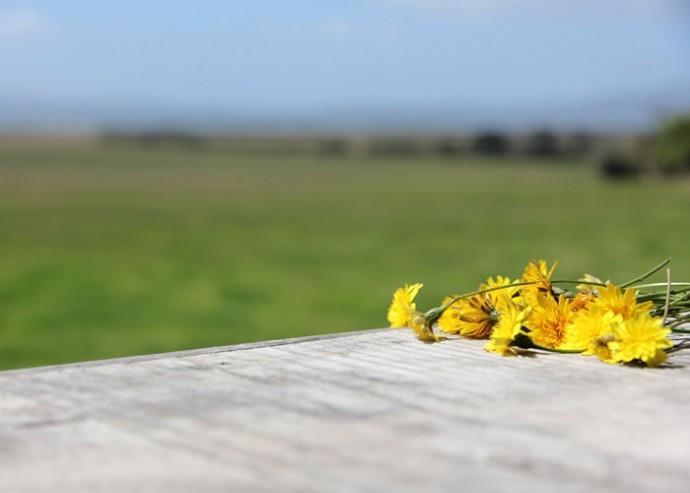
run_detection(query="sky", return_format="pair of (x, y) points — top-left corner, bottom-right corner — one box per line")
(1, 0), (689, 129)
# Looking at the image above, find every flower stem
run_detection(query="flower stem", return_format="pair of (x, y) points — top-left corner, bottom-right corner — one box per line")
(431, 277), (620, 321)
(445, 278), (612, 311)
(551, 279), (608, 287)
(531, 343), (584, 354)
(631, 283), (690, 290)
(668, 339), (690, 353)
(438, 281), (538, 312)
(663, 268), (672, 325)
(620, 258), (671, 288)
(513, 332), (584, 354)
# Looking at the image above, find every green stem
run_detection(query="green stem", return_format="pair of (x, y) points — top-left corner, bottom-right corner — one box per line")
(444, 277), (612, 311)
(620, 258), (671, 288)
(631, 282), (690, 290)
(668, 340), (690, 353)
(531, 343), (584, 354)
(670, 292), (690, 306)
(669, 316), (690, 329)
(551, 279), (608, 287)
(661, 310), (690, 319)
(638, 289), (690, 299)
(662, 268), (672, 325)
(428, 276), (633, 322)
(513, 332), (584, 354)
(437, 281), (538, 312)
(638, 294), (668, 301)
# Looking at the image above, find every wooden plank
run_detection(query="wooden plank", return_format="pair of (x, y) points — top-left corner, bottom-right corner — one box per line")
(1, 329), (690, 492)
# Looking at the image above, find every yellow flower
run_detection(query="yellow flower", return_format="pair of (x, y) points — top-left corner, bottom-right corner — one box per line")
(438, 276), (517, 338)
(480, 275), (521, 302)
(520, 259), (558, 307)
(576, 273), (604, 295)
(562, 307), (621, 362)
(522, 259), (558, 291)
(526, 293), (574, 349)
(570, 292), (595, 313)
(410, 312), (439, 342)
(387, 283), (423, 328)
(609, 314), (672, 367)
(438, 294), (496, 338)
(437, 296), (463, 334)
(592, 284), (653, 320)
(485, 302), (531, 356)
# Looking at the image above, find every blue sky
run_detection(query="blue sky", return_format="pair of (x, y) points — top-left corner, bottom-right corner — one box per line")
(1, 0), (689, 118)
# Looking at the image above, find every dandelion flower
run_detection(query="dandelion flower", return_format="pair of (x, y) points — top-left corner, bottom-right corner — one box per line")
(593, 284), (653, 320)
(609, 315), (672, 367)
(437, 296), (464, 334)
(410, 313), (439, 342)
(576, 273), (604, 295)
(522, 259), (558, 291)
(387, 283), (423, 328)
(437, 295), (496, 338)
(570, 292), (595, 313)
(438, 276), (515, 338)
(481, 275), (522, 302)
(485, 302), (531, 356)
(526, 293), (574, 349)
(521, 259), (558, 307)
(562, 307), (621, 362)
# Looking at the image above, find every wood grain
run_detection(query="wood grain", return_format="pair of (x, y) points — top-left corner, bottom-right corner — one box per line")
(1, 329), (689, 492)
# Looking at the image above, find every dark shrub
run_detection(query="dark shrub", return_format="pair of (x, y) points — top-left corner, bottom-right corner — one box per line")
(369, 138), (424, 156)
(473, 132), (509, 155)
(599, 153), (640, 180)
(525, 131), (559, 157)
(318, 138), (348, 155)
(569, 131), (593, 155)
(435, 138), (465, 156)
(655, 116), (690, 174)
(102, 131), (204, 149)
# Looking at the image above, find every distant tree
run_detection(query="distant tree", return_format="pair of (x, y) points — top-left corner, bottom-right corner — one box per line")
(525, 130), (559, 157)
(369, 138), (424, 156)
(569, 131), (593, 155)
(655, 116), (690, 173)
(473, 132), (509, 155)
(132, 131), (204, 149)
(436, 138), (465, 156)
(599, 152), (640, 180)
(318, 138), (348, 155)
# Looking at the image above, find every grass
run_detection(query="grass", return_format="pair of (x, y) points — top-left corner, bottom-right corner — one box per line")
(0, 141), (689, 370)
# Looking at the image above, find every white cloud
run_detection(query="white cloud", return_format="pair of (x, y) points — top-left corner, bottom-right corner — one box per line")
(0, 8), (47, 38)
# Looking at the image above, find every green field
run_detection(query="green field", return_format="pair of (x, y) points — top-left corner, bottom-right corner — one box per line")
(1, 142), (689, 370)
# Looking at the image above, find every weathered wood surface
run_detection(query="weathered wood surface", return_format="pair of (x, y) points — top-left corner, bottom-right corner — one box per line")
(1, 329), (690, 493)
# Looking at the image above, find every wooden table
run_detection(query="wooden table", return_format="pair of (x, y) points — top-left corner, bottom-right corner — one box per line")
(1, 329), (689, 492)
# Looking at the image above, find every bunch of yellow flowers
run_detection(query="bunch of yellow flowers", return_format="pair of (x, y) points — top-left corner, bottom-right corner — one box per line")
(387, 259), (690, 367)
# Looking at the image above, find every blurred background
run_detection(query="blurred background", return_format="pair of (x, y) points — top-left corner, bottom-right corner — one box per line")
(1, 1), (689, 370)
